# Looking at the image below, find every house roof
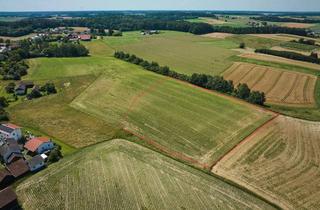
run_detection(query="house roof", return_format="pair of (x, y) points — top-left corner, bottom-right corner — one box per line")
(79, 34), (91, 40)
(24, 137), (51, 152)
(0, 169), (12, 183)
(15, 84), (26, 91)
(28, 155), (44, 168)
(0, 144), (21, 158)
(5, 123), (21, 129)
(6, 159), (29, 178)
(0, 125), (14, 134)
(0, 187), (17, 209)
(7, 153), (24, 164)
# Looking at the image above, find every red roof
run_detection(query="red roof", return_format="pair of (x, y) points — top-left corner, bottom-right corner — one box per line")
(79, 34), (91, 40)
(3, 123), (21, 129)
(24, 137), (51, 152)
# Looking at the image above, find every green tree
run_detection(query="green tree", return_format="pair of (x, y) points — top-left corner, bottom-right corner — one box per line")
(0, 97), (8, 108)
(5, 82), (16, 94)
(248, 91), (266, 105)
(236, 83), (251, 99)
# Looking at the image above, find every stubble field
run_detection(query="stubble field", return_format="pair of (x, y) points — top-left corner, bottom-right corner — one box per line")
(224, 62), (317, 106)
(213, 115), (320, 209)
(16, 139), (277, 210)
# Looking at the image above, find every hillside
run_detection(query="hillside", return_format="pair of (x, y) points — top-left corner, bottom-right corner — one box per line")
(16, 139), (277, 210)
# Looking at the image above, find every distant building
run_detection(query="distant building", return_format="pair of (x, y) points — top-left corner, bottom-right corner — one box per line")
(0, 123), (22, 141)
(27, 155), (45, 172)
(78, 34), (92, 41)
(0, 187), (18, 210)
(6, 159), (29, 178)
(24, 137), (54, 154)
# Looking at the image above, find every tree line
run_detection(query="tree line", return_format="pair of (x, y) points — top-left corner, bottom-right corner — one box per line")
(251, 16), (320, 24)
(114, 51), (266, 106)
(0, 14), (310, 37)
(255, 48), (320, 64)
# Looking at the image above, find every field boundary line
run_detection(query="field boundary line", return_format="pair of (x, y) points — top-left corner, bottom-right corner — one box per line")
(265, 71), (284, 94)
(209, 114), (280, 170)
(251, 67), (268, 89)
(302, 76), (310, 103)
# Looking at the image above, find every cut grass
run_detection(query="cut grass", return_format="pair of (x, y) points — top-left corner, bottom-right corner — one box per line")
(226, 35), (282, 49)
(213, 115), (320, 209)
(104, 31), (239, 75)
(70, 58), (273, 167)
(16, 139), (277, 210)
(8, 75), (120, 148)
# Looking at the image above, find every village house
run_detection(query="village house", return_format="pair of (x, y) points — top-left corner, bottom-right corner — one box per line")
(15, 83), (27, 95)
(0, 123), (22, 141)
(0, 187), (19, 210)
(0, 143), (23, 164)
(6, 159), (29, 178)
(0, 169), (14, 189)
(78, 34), (92, 41)
(24, 137), (54, 155)
(27, 155), (45, 172)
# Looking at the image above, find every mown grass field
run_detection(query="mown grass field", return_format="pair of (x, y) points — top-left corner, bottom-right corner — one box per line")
(70, 56), (273, 167)
(224, 62), (317, 106)
(105, 31), (239, 75)
(16, 139), (277, 210)
(213, 115), (320, 209)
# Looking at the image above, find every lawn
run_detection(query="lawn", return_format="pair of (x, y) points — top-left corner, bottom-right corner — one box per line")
(16, 139), (277, 210)
(104, 31), (239, 75)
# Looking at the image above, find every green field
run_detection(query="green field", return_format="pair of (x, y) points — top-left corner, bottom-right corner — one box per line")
(16, 139), (277, 210)
(70, 53), (273, 166)
(105, 31), (239, 75)
(187, 16), (252, 28)
(226, 35), (282, 49)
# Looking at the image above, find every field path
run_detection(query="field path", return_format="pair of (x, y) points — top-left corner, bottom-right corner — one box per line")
(210, 113), (280, 170)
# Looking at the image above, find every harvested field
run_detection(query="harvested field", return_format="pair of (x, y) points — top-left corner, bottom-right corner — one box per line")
(281, 22), (314, 28)
(239, 53), (320, 70)
(17, 139), (277, 210)
(224, 62), (317, 106)
(70, 59), (273, 167)
(202, 32), (234, 39)
(213, 115), (320, 209)
(72, 27), (89, 32)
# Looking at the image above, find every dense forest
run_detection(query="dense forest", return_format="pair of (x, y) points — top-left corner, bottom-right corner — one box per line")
(114, 51), (266, 105)
(251, 16), (320, 24)
(255, 49), (320, 64)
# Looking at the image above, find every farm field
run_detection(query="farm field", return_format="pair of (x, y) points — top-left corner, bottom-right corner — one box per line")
(105, 31), (239, 75)
(213, 115), (320, 209)
(239, 53), (320, 70)
(70, 55), (273, 167)
(16, 139), (277, 210)
(0, 33), (37, 41)
(223, 62), (317, 106)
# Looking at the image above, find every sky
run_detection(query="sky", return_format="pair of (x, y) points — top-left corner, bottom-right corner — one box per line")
(0, 0), (319, 12)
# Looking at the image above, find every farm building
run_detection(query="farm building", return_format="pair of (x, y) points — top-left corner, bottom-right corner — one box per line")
(6, 159), (29, 178)
(0, 143), (23, 164)
(0, 169), (14, 189)
(0, 187), (18, 210)
(15, 83), (27, 95)
(0, 123), (22, 141)
(79, 34), (92, 41)
(27, 155), (45, 172)
(24, 137), (54, 154)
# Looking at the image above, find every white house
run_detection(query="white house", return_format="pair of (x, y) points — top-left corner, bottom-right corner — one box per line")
(0, 124), (22, 141)
(24, 137), (54, 154)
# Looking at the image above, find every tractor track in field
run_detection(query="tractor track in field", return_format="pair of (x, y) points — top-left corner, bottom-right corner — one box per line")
(209, 113), (280, 171)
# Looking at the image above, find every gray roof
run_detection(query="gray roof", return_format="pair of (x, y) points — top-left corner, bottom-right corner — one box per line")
(0, 125), (14, 134)
(0, 144), (21, 158)
(28, 155), (44, 168)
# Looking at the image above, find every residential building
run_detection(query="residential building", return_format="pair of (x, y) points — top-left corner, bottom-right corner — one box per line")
(0, 123), (22, 141)
(15, 83), (27, 95)
(28, 155), (45, 172)
(0, 144), (23, 164)
(0, 187), (18, 210)
(79, 34), (92, 41)
(24, 137), (54, 154)
(6, 159), (29, 178)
